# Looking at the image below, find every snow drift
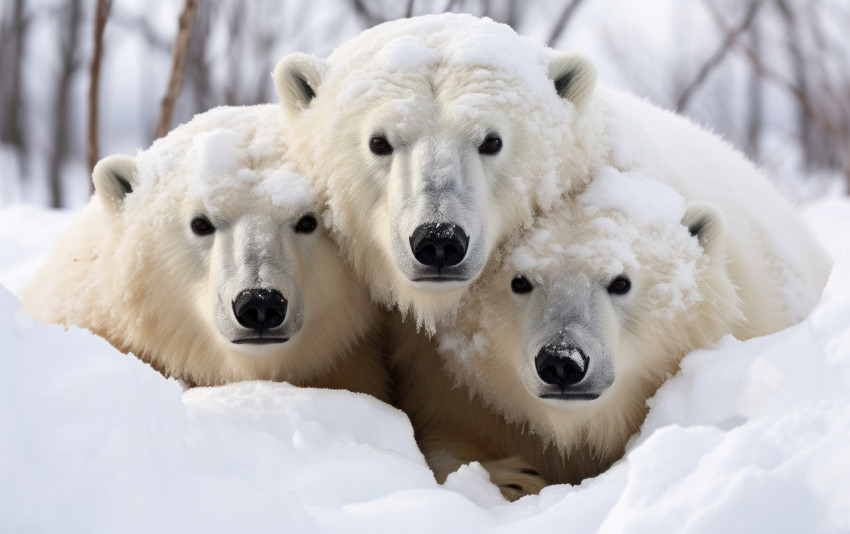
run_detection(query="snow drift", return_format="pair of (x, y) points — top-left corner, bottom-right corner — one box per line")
(0, 200), (848, 532)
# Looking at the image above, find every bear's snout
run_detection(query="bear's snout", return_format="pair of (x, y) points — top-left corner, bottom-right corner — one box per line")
(535, 341), (588, 388)
(409, 222), (469, 269)
(232, 288), (287, 331)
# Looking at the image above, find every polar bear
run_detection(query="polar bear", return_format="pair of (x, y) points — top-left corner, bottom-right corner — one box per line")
(273, 14), (605, 330)
(275, 13), (831, 333)
(19, 105), (390, 400)
(401, 170), (829, 499)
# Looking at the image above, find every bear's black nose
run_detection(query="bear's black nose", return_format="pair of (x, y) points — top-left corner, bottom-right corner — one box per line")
(409, 222), (469, 268)
(233, 288), (287, 331)
(535, 342), (588, 387)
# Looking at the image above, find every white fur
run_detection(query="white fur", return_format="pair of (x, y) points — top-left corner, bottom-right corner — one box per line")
(19, 105), (390, 401)
(393, 198), (745, 498)
(274, 14), (607, 331)
(597, 86), (831, 325)
(406, 171), (827, 497)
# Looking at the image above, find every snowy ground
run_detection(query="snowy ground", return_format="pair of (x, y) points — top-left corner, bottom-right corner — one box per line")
(1, 199), (849, 533)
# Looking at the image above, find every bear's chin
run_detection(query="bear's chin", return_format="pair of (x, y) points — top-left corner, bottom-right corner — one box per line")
(409, 278), (471, 291)
(229, 338), (291, 357)
(231, 337), (290, 345)
(536, 392), (607, 411)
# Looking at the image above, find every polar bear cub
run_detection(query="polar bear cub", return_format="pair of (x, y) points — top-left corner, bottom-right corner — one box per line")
(20, 105), (389, 400)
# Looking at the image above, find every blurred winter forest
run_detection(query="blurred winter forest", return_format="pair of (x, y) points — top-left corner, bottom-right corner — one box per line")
(1, 0), (848, 208)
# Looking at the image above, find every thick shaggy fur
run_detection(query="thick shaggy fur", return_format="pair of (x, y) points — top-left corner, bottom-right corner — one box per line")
(274, 14), (607, 331)
(596, 87), (831, 324)
(404, 185), (827, 499)
(19, 105), (390, 401)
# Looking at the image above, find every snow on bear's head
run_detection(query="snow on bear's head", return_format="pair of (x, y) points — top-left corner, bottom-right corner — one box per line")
(273, 14), (604, 331)
(437, 168), (743, 457)
(88, 105), (374, 385)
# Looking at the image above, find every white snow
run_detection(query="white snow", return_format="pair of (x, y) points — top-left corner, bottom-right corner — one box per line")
(1, 199), (849, 532)
(377, 35), (440, 72)
(580, 166), (687, 224)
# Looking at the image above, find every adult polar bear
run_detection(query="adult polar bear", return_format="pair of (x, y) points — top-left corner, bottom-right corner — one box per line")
(20, 105), (390, 399)
(274, 14), (603, 329)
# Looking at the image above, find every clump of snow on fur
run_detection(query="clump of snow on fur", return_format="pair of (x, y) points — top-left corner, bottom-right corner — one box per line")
(187, 129), (251, 209)
(580, 167), (687, 224)
(646, 259), (702, 319)
(256, 165), (319, 216)
(377, 35), (440, 72)
(439, 330), (489, 364)
(512, 228), (555, 271)
(329, 14), (553, 100)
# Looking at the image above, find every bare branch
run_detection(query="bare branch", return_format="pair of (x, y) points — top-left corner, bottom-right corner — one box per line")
(1, 0), (27, 153)
(547, 0), (588, 48)
(87, 0), (111, 177)
(351, 0), (383, 27)
(405, 0), (415, 18)
(155, 0), (198, 139)
(676, 0), (766, 112)
(48, 0), (83, 208)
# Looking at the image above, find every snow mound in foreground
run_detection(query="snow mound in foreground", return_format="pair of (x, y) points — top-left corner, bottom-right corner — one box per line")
(1, 200), (849, 533)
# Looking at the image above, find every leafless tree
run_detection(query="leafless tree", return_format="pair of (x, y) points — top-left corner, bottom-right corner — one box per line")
(87, 0), (111, 176)
(155, 0), (199, 139)
(0, 0), (28, 157)
(48, 0), (83, 208)
(182, 0), (215, 118)
(744, 19), (762, 157)
(676, 0), (766, 113)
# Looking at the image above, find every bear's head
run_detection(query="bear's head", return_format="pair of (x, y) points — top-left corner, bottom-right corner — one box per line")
(273, 14), (604, 330)
(438, 168), (743, 456)
(89, 105), (374, 385)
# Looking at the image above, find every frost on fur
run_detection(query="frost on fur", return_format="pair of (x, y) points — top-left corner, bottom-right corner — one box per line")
(430, 168), (824, 489)
(19, 105), (389, 402)
(274, 14), (609, 331)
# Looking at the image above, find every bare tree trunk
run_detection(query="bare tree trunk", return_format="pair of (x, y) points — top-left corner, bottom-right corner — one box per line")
(185, 0), (214, 115)
(504, 0), (520, 30)
(155, 0), (198, 139)
(48, 0), (83, 209)
(351, 0), (383, 27)
(1, 0), (27, 154)
(87, 0), (111, 178)
(547, 0), (587, 48)
(776, 0), (813, 169)
(223, 5), (245, 106)
(745, 21), (762, 158)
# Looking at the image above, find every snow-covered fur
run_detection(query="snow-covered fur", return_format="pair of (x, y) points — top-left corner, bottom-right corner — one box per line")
(415, 170), (828, 498)
(594, 87), (831, 325)
(19, 105), (390, 400)
(273, 14), (607, 331)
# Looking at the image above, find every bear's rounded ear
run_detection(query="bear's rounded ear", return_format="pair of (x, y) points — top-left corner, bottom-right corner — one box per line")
(273, 52), (327, 117)
(549, 51), (597, 109)
(682, 202), (727, 254)
(93, 154), (137, 212)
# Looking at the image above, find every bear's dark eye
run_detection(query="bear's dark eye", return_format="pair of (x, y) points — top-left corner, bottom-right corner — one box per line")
(190, 215), (215, 236)
(369, 135), (393, 156)
(294, 215), (317, 234)
(511, 275), (533, 294)
(478, 135), (502, 155)
(607, 275), (631, 295)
